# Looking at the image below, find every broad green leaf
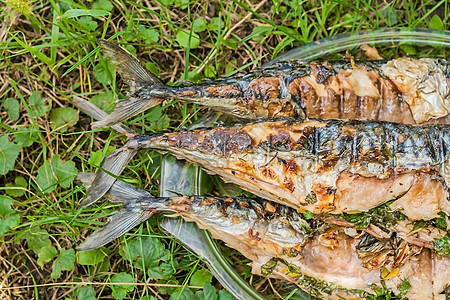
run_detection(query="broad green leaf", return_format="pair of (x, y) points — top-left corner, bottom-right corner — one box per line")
(77, 248), (106, 265)
(218, 290), (234, 300)
(193, 17), (207, 32)
(78, 16), (98, 31)
(0, 135), (21, 175)
(204, 65), (216, 78)
(0, 195), (20, 236)
(159, 261), (176, 279)
(146, 265), (163, 279)
(250, 26), (272, 42)
(175, 0), (189, 9)
(120, 236), (170, 270)
(429, 15), (443, 30)
(139, 27), (159, 44)
(5, 176), (27, 197)
(76, 286), (96, 300)
(176, 30), (200, 49)
(50, 107), (79, 132)
(111, 272), (135, 300)
(195, 283), (217, 300)
(207, 17), (224, 31)
(62, 9), (109, 18)
(88, 146), (116, 166)
(179, 70), (201, 82)
(145, 62), (160, 77)
(225, 59), (237, 75)
(14, 127), (39, 147)
(399, 43), (417, 55)
(139, 296), (157, 300)
(90, 91), (115, 114)
(21, 226), (51, 253)
(92, 0), (113, 12)
(222, 38), (238, 50)
(51, 248), (75, 279)
(170, 288), (197, 300)
(36, 161), (56, 193)
(88, 150), (104, 167)
(98, 257), (111, 273)
(380, 5), (398, 26)
(158, 0), (174, 8)
(36, 156), (78, 193)
(343, 12), (358, 23)
(157, 279), (178, 295)
(94, 62), (115, 85)
(147, 261), (176, 279)
(145, 106), (163, 122)
(123, 31), (138, 42)
(190, 268), (213, 287)
(4, 98), (20, 121)
(29, 91), (51, 117)
(51, 155), (77, 188)
(37, 245), (58, 266)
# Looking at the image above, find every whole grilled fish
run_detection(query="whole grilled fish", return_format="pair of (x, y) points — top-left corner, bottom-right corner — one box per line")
(81, 118), (450, 220)
(76, 174), (450, 300)
(93, 40), (450, 128)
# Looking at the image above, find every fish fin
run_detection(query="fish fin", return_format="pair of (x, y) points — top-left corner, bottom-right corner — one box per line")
(91, 97), (163, 129)
(75, 173), (96, 189)
(94, 40), (167, 127)
(108, 179), (153, 203)
(98, 40), (163, 88)
(72, 96), (137, 136)
(77, 172), (153, 204)
(80, 145), (138, 207)
(77, 207), (153, 251)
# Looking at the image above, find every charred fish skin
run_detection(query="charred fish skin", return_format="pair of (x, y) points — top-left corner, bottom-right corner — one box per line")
(77, 173), (312, 254)
(147, 119), (450, 177)
(93, 40), (450, 128)
(77, 176), (450, 300)
(82, 118), (450, 218)
(146, 120), (450, 172)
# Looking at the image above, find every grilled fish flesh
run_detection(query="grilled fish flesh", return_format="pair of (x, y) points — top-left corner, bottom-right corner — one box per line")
(76, 174), (450, 299)
(80, 118), (450, 220)
(93, 40), (450, 128)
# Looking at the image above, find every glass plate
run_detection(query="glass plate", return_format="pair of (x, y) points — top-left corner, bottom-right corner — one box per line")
(159, 28), (450, 300)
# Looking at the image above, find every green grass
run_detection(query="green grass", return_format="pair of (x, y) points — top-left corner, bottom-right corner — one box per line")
(0, 0), (449, 299)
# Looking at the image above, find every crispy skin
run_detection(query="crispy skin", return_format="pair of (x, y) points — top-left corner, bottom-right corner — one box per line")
(96, 40), (450, 126)
(136, 119), (450, 216)
(78, 176), (449, 299)
(166, 59), (450, 124)
(83, 118), (450, 214)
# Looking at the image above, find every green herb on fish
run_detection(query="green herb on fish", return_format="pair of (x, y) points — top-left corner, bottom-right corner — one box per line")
(434, 233), (450, 256)
(339, 200), (406, 229)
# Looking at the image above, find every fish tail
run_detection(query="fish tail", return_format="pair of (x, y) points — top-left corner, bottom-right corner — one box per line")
(77, 205), (154, 251)
(92, 40), (167, 129)
(77, 174), (157, 251)
(79, 138), (142, 207)
(76, 172), (152, 203)
(72, 96), (137, 136)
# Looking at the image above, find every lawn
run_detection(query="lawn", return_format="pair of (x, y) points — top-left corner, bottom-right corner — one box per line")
(0, 0), (449, 299)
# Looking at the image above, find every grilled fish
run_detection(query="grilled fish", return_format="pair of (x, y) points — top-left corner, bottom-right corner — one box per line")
(80, 118), (450, 220)
(76, 174), (450, 299)
(93, 40), (450, 128)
